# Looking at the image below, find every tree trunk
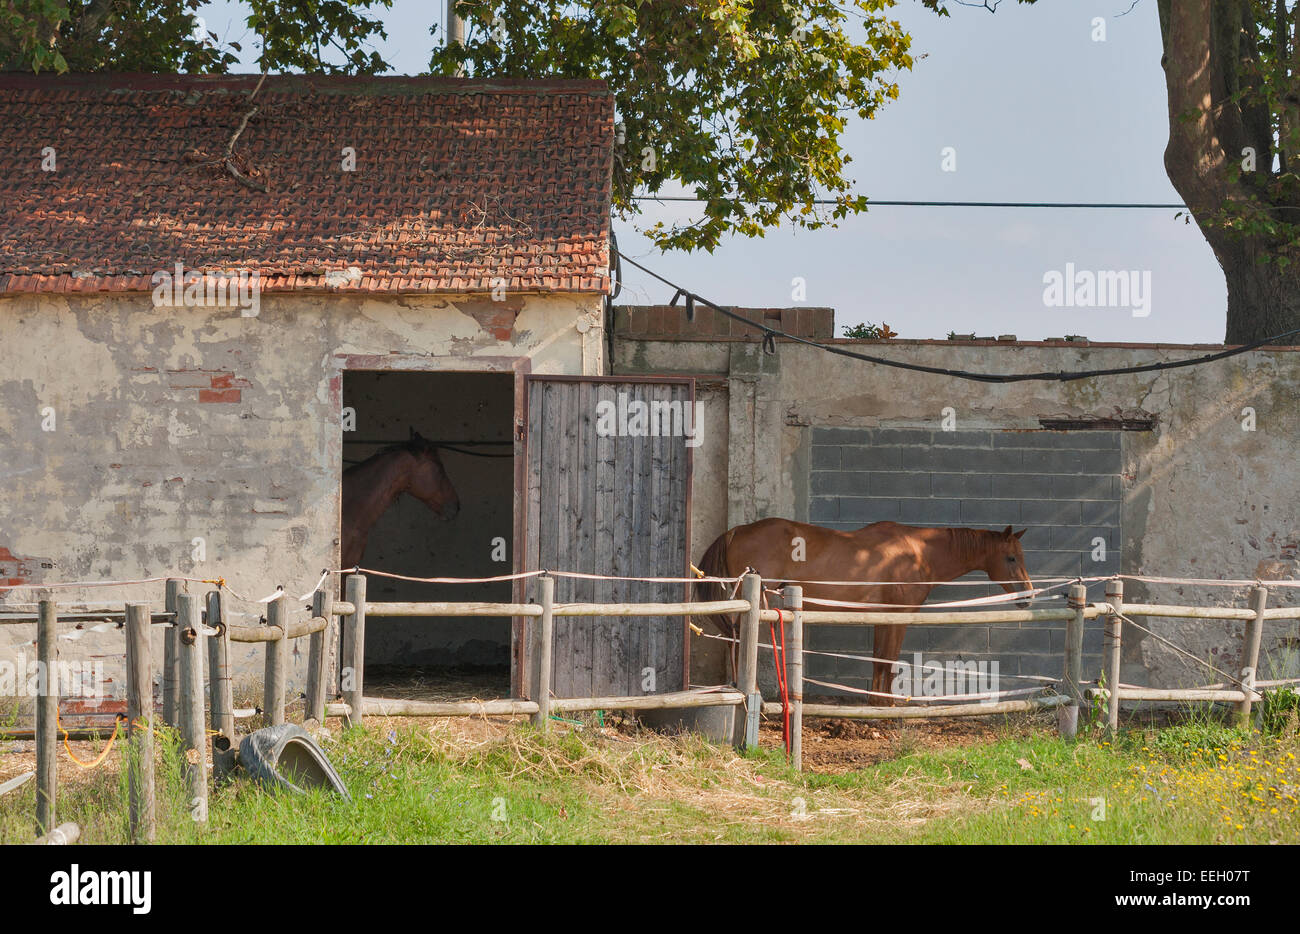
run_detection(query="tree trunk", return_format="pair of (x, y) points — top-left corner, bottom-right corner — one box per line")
(1159, 0), (1300, 345)
(1218, 239), (1300, 345)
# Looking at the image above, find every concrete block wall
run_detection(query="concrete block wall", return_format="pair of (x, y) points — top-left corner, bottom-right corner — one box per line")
(796, 426), (1124, 694)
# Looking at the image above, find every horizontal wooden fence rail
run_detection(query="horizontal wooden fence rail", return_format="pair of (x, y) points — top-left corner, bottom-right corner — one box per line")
(0, 611), (173, 625)
(1261, 606), (1300, 620)
(335, 690), (747, 720)
(1088, 687), (1261, 703)
(334, 599), (747, 619)
(225, 615), (330, 643)
(355, 698), (537, 717)
(551, 689), (744, 713)
(361, 602), (543, 618)
(758, 607), (1098, 625)
(555, 600), (751, 617)
(764, 694), (1070, 720)
(1112, 603), (1257, 620)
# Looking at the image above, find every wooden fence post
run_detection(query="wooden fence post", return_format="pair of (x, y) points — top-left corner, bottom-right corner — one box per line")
(125, 602), (155, 843)
(206, 591), (234, 740)
(1058, 583), (1087, 740)
(264, 593), (288, 726)
(35, 599), (57, 837)
(531, 574), (555, 731)
(306, 587), (333, 724)
(163, 578), (182, 726)
(784, 585), (803, 771)
(1103, 579), (1124, 735)
(733, 573), (762, 750)
(342, 574), (367, 728)
(176, 593), (207, 823)
(1238, 585), (1268, 727)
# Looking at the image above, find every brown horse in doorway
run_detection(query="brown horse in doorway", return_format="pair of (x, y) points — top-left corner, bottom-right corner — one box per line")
(694, 519), (1033, 703)
(341, 431), (460, 569)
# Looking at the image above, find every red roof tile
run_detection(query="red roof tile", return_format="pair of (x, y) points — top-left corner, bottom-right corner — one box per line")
(0, 74), (613, 295)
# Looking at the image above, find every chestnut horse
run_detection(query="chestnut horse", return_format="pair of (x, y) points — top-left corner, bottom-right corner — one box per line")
(341, 432), (460, 569)
(694, 519), (1033, 702)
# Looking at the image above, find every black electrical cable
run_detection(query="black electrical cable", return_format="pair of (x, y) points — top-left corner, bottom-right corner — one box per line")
(342, 438), (513, 456)
(615, 251), (1300, 384)
(436, 445), (514, 458)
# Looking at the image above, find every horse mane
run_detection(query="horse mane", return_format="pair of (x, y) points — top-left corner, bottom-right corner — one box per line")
(343, 439), (430, 479)
(946, 527), (995, 562)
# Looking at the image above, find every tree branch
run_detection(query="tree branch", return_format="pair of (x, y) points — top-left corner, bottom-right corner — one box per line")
(207, 73), (269, 193)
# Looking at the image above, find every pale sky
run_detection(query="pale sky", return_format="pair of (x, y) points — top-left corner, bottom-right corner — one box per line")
(196, 0), (1225, 343)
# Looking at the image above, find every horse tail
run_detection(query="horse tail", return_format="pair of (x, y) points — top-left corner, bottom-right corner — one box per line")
(694, 528), (739, 639)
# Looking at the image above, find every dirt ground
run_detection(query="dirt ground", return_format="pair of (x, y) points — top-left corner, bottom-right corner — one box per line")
(757, 713), (1002, 772)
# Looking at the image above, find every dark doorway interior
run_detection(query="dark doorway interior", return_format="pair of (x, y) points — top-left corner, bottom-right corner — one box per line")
(342, 370), (514, 699)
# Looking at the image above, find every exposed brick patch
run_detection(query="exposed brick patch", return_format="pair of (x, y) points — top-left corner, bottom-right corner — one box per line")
(168, 369), (250, 403)
(209, 373), (239, 390)
(63, 698), (125, 717)
(0, 545), (51, 586)
(461, 303), (521, 341)
(199, 389), (241, 403)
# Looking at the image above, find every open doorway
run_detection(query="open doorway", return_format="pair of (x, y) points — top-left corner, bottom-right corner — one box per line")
(342, 370), (515, 701)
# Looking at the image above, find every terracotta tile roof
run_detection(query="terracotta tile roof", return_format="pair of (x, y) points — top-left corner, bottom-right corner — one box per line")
(0, 74), (613, 295)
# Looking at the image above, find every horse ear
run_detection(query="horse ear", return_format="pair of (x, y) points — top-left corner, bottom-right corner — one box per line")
(1014, 528), (1027, 539)
(1001, 525), (1013, 537)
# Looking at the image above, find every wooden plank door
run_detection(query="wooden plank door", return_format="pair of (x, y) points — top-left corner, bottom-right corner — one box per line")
(519, 376), (694, 699)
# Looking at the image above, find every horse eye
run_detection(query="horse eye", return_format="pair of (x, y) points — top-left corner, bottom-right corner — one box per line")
(1006, 556), (1016, 563)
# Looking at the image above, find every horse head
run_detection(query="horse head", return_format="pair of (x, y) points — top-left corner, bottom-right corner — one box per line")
(405, 430), (460, 520)
(983, 526), (1032, 608)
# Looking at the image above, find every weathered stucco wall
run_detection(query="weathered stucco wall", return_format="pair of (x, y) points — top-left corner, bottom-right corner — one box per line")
(615, 335), (1300, 692)
(0, 290), (603, 698)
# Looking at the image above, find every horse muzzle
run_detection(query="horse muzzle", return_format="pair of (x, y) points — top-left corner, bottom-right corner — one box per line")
(442, 499), (461, 520)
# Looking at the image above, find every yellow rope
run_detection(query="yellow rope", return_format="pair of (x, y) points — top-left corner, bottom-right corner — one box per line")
(58, 711), (121, 769)
(687, 565), (706, 632)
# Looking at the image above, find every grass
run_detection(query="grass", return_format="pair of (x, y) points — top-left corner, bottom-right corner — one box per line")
(1, 708), (1297, 844)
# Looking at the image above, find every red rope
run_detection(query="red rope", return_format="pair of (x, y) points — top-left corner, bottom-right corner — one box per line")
(767, 603), (791, 757)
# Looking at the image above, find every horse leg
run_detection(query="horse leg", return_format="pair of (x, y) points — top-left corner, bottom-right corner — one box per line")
(872, 623), (907, 706)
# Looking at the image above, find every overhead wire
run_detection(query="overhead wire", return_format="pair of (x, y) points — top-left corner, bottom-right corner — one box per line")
(615, 251), (1300, 383)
